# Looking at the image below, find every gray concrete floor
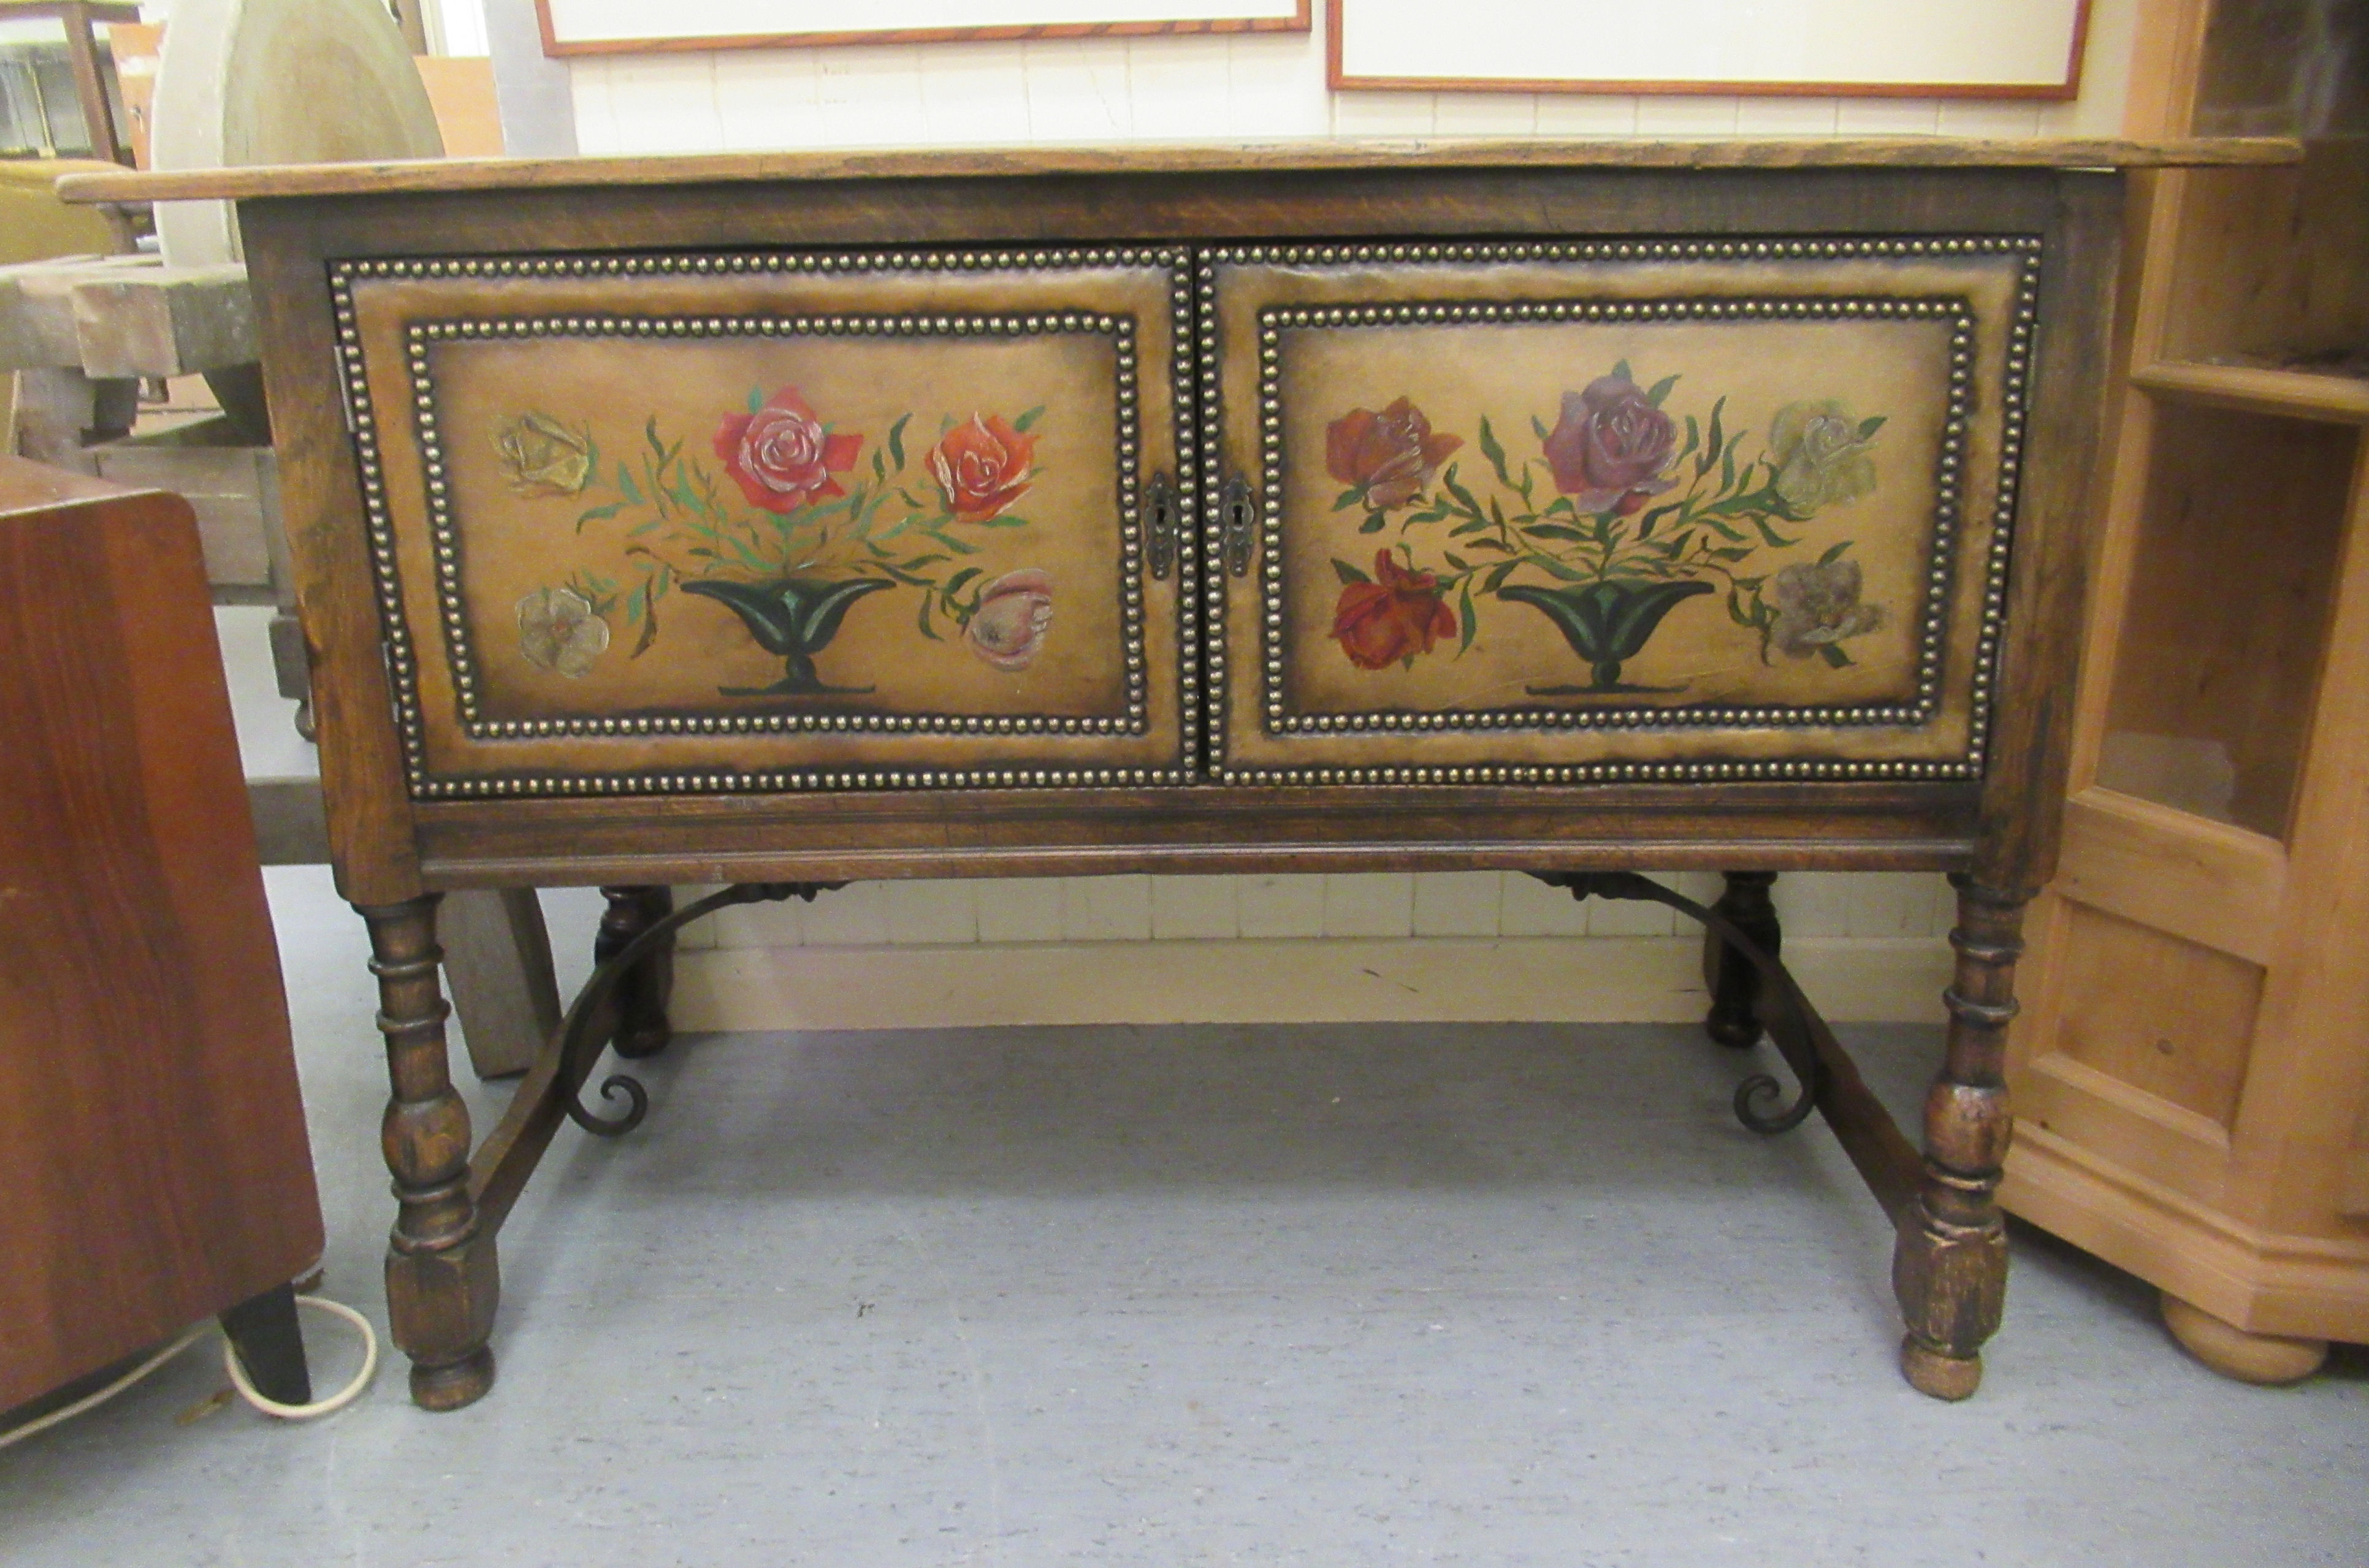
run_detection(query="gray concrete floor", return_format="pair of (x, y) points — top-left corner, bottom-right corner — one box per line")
(3, 867), (2364, 1566)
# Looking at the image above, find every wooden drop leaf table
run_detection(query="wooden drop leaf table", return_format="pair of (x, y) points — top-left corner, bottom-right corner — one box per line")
(64, 136), (2294, 1411)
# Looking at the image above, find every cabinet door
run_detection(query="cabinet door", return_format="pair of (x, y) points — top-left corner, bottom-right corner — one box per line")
(1202, 238), (2040, 786)
(337, 246), (1195, 799)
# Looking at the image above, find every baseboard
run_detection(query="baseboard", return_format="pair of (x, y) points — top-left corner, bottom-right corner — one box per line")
(2003, 1125), (2369, 1344)
(671, 934), (1952, 1033)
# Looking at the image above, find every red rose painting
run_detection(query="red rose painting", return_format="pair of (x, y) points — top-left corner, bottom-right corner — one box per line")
(1332, 549), (1457, 670)
(714, 386), (861, 514)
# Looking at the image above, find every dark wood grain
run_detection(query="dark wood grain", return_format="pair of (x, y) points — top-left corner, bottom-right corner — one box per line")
(55, 137), (2297, 205)
(1973, 172), (2126, 891)
(238, 205), (426, 907)
(1703, 872), (1782, 1049)
(0, 457), (321, 1412)
(1894, 876), (2029, 1400)
(359, 895), (498, 1411)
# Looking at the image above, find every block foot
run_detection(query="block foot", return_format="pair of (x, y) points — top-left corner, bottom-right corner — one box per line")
(1900, 1337), (1983, 1401)
(410, 1345), (497, 1412)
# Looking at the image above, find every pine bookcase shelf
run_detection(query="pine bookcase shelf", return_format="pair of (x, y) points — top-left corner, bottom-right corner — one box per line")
(2132, 360), (2369, 423)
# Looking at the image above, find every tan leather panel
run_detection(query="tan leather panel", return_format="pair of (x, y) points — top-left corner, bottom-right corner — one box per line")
(342, 254), (1189, 794)
(1208, 243), (2032, 784)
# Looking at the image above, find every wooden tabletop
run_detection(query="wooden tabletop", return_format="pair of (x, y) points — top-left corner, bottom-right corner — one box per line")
(57, 136), (2299, 204)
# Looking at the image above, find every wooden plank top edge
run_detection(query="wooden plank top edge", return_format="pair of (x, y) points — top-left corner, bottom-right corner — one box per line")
(57, 136), (2300, 204)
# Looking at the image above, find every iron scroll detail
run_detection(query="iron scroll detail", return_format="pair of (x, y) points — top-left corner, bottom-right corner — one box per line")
(557, 881), (844, 1136)
(1534, 870), (1823, 1134)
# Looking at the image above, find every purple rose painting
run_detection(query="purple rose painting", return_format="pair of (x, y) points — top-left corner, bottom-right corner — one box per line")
(1543, 373), (1680, 516)
(1316, 361), (1891, 691)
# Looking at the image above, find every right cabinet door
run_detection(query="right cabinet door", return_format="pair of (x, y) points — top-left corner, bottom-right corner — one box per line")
(1201, 238), (2041, 786)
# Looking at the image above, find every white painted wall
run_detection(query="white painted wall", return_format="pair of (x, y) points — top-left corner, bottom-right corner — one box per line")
(550, 1), (2141, 1026)
(567, 0), (2138, 153)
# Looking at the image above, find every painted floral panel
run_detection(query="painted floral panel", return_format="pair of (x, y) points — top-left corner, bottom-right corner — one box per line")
(1278, 316), (1955, 717)
(428, 332), (1127, 721)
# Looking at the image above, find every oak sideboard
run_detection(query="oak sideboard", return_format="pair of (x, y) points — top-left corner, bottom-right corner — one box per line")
(66, 137), (2292, 1412)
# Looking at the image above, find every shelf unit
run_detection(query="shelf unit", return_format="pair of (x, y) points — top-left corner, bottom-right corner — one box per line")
(2001, 0), (2369, 1380)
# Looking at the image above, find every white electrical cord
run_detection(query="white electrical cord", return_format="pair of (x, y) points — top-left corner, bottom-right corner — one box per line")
(220, 1296), (379, 1418)
(0, 1294), (380, 1450)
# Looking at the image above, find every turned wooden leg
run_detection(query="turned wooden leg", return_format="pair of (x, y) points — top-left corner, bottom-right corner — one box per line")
(359, 896), (499, 1411)
(2160, 1293), (2329, 1385)
(1702, 870), (1780, 1048)
(218, 1282), (310, 1407)
(1893, 875), (2023, 1401)
(598, 885), (675, 1060)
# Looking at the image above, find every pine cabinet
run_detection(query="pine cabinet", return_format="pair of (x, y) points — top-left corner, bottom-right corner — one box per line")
(1999, 0), (2369, 1382)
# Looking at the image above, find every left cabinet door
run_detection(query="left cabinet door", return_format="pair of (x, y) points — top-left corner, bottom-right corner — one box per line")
(337, 246), (1197, 799)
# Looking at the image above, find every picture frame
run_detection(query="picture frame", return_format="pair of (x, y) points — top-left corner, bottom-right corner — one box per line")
(1326, 0), (2091, 100)
(536, 0), (1310, 56)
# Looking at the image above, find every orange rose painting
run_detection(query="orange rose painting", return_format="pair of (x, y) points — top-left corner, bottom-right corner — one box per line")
(1327, 397), (1462, 519)
(930, 413), (1038, 523)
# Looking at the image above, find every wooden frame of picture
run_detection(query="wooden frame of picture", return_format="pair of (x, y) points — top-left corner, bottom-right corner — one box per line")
(1326, 0), (2092, 101)
(535, 0), (1310, 57)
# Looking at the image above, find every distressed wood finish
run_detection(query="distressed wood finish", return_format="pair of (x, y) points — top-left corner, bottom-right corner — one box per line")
(60, 141), (2274, 1411)
(56, 137), (2291, 205)
(1896, 876), (2028, 1399)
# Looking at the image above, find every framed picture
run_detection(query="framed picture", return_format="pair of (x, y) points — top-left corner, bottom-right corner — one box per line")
(1327, 0), (2092, 99)
(537, 0), (1310, 56)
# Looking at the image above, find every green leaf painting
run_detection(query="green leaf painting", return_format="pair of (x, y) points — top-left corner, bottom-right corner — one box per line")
(1318, 368), (1891, 693)
(498, 386), (1056, 693)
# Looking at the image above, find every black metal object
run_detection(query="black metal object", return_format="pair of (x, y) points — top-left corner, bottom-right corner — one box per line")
(1222, 473), (1256, 576)
(1703, 870), (1782, 1049)
(218, 1281), (311, 1407)
(1147, 470), (1177, 580)
(559, 881), (843, 1137)
(1536, 870), (1822, 1133)
(1533, 870), (1924, 1214)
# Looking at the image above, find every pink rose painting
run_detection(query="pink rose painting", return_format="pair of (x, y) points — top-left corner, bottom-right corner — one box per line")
(964, 569), (1055, 671)
(714, 386), (861, 514)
